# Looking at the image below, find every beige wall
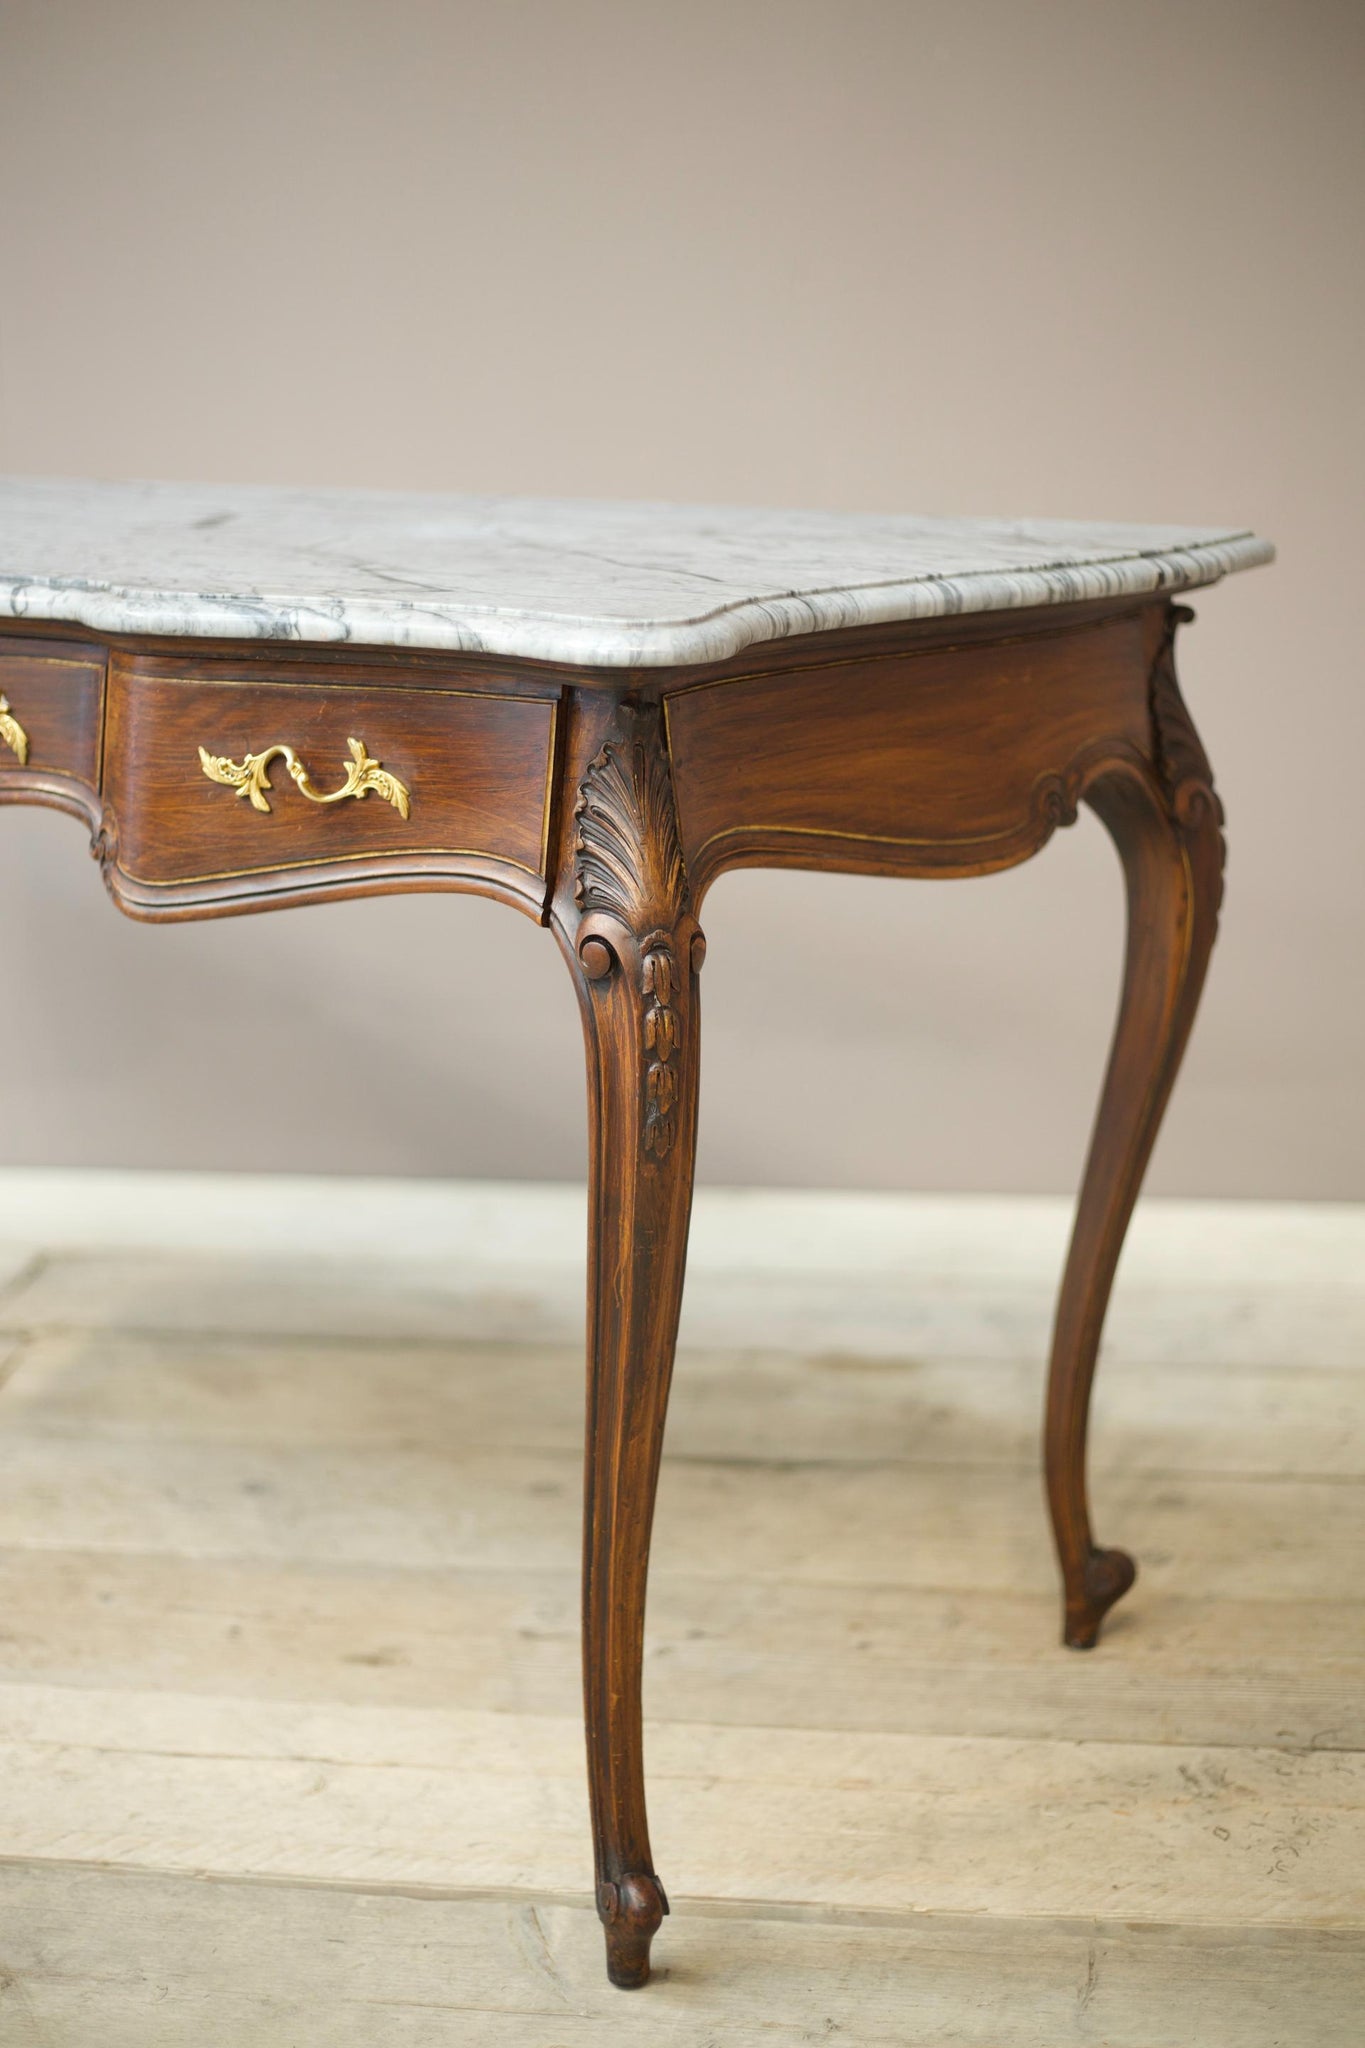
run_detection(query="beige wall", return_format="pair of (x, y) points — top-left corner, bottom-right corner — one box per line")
(0, 0), (1360, 1197)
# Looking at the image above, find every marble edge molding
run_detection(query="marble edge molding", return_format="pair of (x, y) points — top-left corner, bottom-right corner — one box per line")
(0, 532), (1273, 668)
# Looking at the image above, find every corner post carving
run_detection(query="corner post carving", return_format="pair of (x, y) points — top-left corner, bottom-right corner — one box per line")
(1151, 604), (1221, 813)
(572, 701), (702, 1160)
(1148, 600), (1226, 919)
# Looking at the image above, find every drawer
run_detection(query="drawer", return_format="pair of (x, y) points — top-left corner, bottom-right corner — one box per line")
(102, 657), (560, 910)
(0, 637), (105, 790)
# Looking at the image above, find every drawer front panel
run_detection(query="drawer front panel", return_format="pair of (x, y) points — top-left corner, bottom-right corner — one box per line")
(0, 639), (104, 789)
(104, 662), (558, 894)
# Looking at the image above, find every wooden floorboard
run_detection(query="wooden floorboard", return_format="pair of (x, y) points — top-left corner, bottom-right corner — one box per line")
(1, 1548), (1359, 1750)
(6, 1324), (1365, 1474)
(5, 1863), (1362, 2048)
(0, 1181), (1360, 2042)
(1, 1679), (1362, 1922)
(4, 1863), (1362, 2048)
(0, 1430), (1357, 1607)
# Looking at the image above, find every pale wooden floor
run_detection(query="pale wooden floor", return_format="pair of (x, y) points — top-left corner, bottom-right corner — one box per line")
(0, 1174), (1360, 2045)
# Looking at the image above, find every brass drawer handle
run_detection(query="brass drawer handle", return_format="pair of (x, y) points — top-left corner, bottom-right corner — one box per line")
(197, 736), (411, 819)
(0, 695), (29, 765)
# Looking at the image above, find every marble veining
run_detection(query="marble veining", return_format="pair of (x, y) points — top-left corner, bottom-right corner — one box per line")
(0, 479), (1272, 667)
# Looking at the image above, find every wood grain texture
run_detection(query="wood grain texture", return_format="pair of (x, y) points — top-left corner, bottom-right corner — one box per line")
(664, 607), (1151, 895)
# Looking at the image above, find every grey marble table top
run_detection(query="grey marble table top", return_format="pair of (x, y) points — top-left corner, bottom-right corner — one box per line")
(0, 478), (1271, 668)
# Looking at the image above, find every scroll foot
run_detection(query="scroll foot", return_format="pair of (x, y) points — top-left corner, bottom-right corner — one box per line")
(1064, 1545), (1137, 1649)
(599, 1872), (669, 1988)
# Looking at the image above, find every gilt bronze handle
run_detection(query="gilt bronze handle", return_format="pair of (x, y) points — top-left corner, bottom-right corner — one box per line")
(197, 737), (410, 818)
(0, 695), (29, 766)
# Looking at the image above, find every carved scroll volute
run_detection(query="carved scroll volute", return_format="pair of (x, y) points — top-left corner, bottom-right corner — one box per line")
(1149, 602), (1226, 919)
(572, 705), (703, 1162)
(1151, 605), (1221, 829)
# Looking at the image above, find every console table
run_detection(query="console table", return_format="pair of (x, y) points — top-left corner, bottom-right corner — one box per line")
(0, 480), (1271, 1988)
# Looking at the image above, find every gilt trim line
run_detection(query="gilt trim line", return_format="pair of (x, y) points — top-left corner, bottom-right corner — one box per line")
(685, 744), (1149, 865)
(116, 846), (547, 889)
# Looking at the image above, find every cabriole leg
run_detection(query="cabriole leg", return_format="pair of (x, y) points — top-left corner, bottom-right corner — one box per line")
(560, 706), (703, 1986)
(1046, 608), (1225, 1648)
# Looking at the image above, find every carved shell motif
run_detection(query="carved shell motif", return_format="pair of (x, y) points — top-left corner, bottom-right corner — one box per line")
(574, 723), (691, 1161)
(573, 732), (686, 934)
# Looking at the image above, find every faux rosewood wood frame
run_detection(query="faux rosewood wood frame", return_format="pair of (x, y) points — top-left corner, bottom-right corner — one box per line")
(0, 593), (1223, 1989)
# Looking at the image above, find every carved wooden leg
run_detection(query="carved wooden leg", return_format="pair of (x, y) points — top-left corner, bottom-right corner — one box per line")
(1046, 608), (1225, 1648)
(560, 707), (702, 1987)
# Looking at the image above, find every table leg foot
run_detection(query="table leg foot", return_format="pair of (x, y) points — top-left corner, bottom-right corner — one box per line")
(1064, 1545), (1138, 1649)
(599, 1872), (669, 1987)
(1046, 608), (1223, 1652)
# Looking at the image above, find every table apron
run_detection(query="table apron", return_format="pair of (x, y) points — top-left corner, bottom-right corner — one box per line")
(663, 608), (1155, 894)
